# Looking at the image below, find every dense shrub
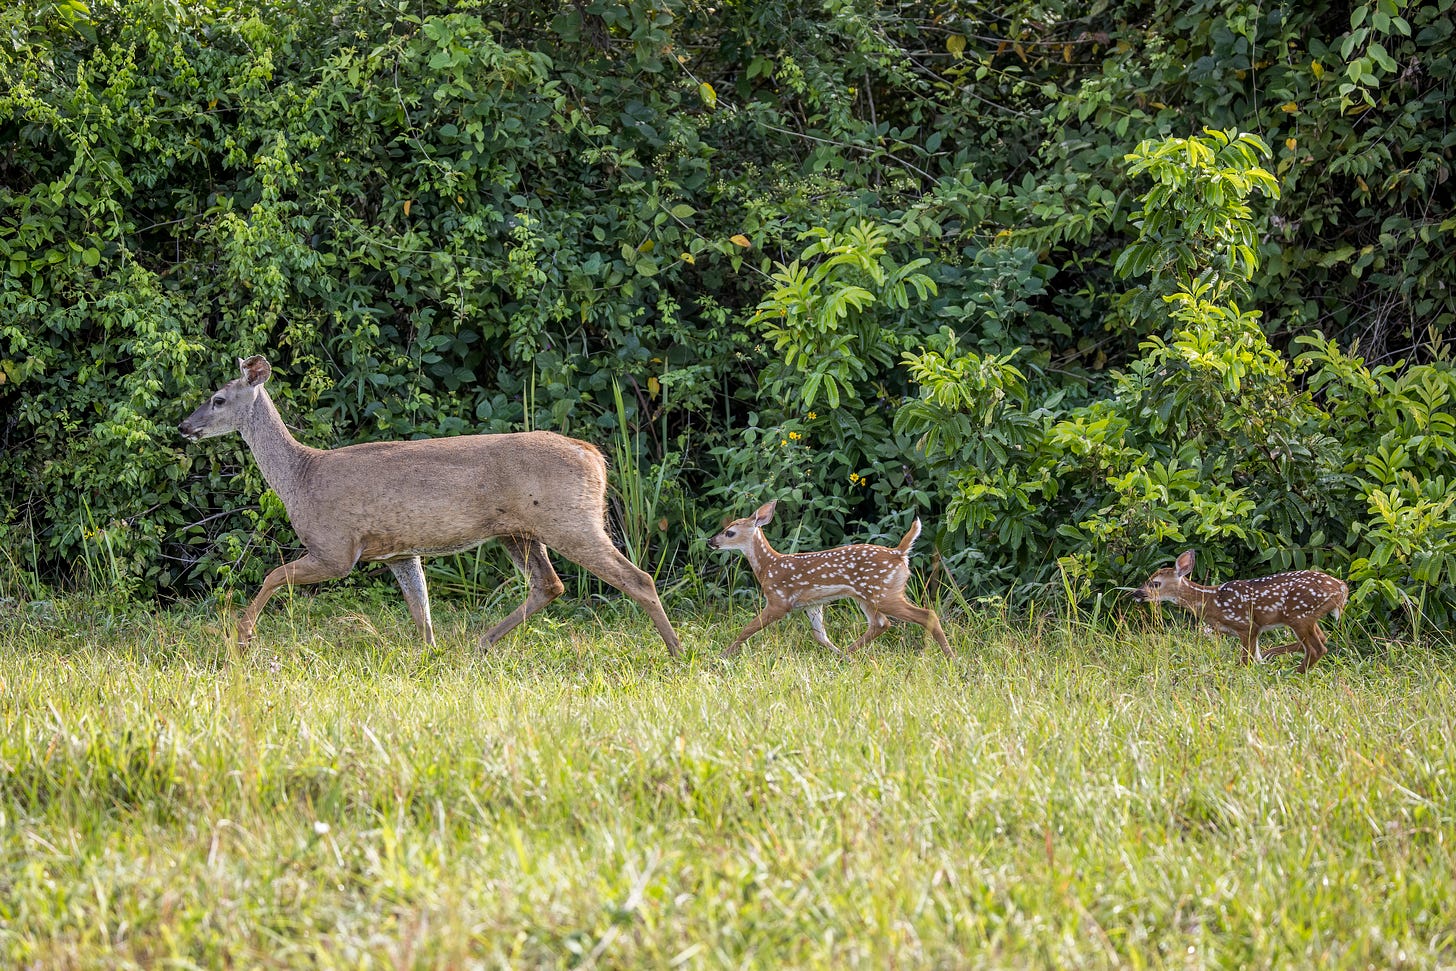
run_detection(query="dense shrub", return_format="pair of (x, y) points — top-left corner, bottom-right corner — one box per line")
(2, 0), (1453, 628)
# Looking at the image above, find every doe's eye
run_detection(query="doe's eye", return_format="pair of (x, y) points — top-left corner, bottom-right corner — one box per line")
(212, 396), (226, 407)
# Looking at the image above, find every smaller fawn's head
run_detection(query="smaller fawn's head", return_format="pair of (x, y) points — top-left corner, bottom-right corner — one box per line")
(708, 500), (776, 554)
(1132, 549), (1196, 603)
(179, 355), (272, 442)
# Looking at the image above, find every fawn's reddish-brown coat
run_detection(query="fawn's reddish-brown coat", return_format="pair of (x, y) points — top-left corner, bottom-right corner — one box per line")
(708, 500), (951, 656)
(1133, 550), (1347, 672)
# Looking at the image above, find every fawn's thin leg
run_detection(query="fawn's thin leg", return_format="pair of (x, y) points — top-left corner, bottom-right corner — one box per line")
(724, 602), (791, 656)
(805, 606), (844, 654)
(238, 551), (356, 646)
(481, 535), (566, 648)
(387, 556), (435, 645)
(880, 597), (953, 656)
(1237, 627), (1259, 665)
(1312, 622), (1330, 662)
(847, 600), (892, 652)
(1259, 640), (1305, 660)
(1294, 622), (1327, 673)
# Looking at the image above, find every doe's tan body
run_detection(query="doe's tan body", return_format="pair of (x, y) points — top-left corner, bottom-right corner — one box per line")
(178, 355), (681, 655)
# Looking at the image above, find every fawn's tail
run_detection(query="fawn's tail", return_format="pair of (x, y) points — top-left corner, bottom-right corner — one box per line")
(897, 518), (922, 554)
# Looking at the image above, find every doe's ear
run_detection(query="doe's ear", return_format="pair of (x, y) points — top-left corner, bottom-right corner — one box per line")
(238, 355), (272, 387)
(1174, 549), (1196, 579)
(752, 499), (778, 527)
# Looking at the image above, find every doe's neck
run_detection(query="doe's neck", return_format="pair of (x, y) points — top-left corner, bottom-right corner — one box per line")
(239, 388), (315, 495)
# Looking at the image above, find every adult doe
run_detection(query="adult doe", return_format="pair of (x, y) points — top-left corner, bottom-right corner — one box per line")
(179, 355), (681, 655)
(708, 500), (952, 657)
(1132, 550), (1347, 672)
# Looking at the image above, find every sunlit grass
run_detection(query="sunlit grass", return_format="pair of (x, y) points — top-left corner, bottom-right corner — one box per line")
(1, 592), (1452, 968)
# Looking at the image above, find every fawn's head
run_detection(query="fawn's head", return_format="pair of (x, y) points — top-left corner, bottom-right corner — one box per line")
(179, 355), (272, 441)
(707, 500), (776, 554)
(1132, 549), (1197, 603)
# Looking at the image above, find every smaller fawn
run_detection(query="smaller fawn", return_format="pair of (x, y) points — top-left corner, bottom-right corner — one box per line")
(1132, 550), (1348, 672)
(708, 500), (952, 657)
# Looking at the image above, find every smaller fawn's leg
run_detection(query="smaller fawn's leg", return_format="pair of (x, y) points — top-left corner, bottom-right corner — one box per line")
(1312, 623), (1331, 665)
(806, 606), (844, 654)
(724, 603), (791, 657)
(1237, 631), (1257, 665)
(1295, 623), (1326, 673)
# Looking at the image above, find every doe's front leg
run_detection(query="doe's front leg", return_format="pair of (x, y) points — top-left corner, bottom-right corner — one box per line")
(237, 551), (355, 646)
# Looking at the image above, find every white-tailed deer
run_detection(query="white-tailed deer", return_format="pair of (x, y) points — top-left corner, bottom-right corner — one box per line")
(1132, 550), (1348, 672)
(708, 500), (951, 657)
(178, 355), (681, 656)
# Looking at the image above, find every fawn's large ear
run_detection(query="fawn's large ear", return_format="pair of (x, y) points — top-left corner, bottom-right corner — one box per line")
(752, 500), (777, 527)
(238, 355), (272, 387)
(1174, 550), (1196, 578)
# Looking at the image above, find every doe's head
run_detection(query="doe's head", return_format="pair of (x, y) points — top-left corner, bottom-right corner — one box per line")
(178, 355), (272, 442)
(707, 500), (776, 554)
(1132, 549), (1196, 603)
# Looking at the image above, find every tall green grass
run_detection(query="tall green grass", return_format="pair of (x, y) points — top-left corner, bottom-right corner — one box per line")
(0, 592), (1452, 968)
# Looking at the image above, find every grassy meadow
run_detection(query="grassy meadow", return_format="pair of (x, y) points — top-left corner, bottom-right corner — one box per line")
(1, 588), (1453, 969)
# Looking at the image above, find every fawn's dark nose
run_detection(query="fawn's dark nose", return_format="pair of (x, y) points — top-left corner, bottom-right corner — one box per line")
(707, 536), (720, 550)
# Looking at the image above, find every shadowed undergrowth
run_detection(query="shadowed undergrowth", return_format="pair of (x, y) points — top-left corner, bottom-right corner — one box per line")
(0, 594), (1452, 968)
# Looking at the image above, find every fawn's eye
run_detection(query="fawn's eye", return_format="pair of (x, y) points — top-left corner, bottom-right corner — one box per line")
(725, 529), (736, 538)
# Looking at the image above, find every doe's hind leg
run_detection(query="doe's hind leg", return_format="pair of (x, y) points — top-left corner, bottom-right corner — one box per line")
(550, 527), (682, 657)
(481, 534), (566, 648)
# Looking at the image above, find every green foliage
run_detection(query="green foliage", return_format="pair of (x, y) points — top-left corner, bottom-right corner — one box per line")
(750, 221), (935, 410)
(1, 0), (1454, 631)
(900, 128), (1456, 629)
(1117, 130), (1280, 299)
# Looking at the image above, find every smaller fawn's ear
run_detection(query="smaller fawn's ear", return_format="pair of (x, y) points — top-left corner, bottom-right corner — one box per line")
(752, 500), (777, 526)
(239, 355), (272, 387)
(719, 514), (732, 530)
(1174, 550), (1196, 578)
